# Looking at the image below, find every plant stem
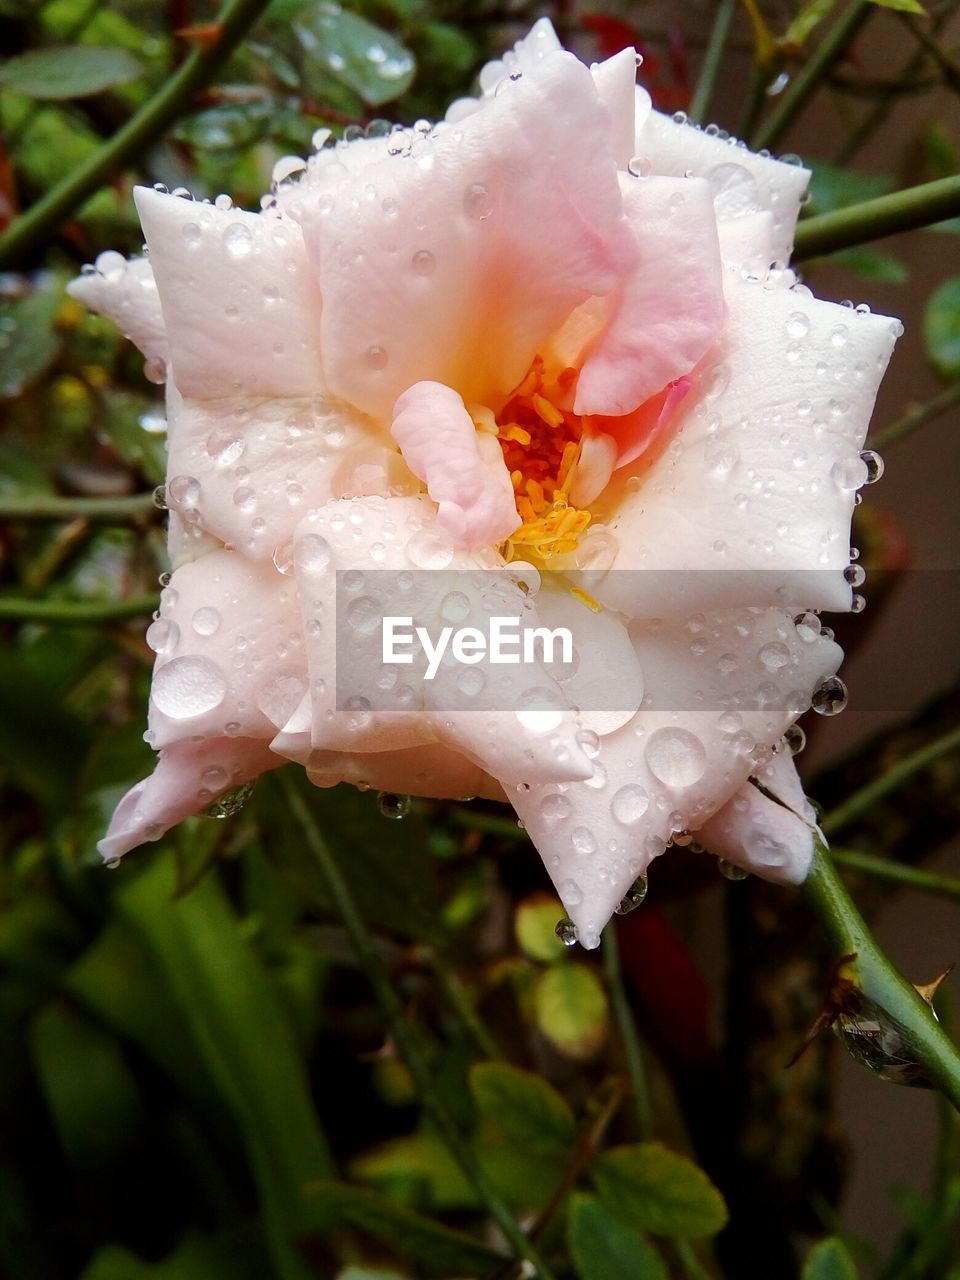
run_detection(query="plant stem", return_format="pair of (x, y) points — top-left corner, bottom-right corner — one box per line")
(832, 848), (960, 902)
(689, 0), (737, 124)
(822, 723), (960, 839)
(871, 381), (960, 452)
(420, 948), (501, 1060)
(283, 778), (559, 1280)
(803, 839), (960, 1111)
(752, 0), (872, 152)
(0, 493), (157, 522)
(793, 175), (960, 260)
(0, 594), (157, 623)
(0, 0), (273, 269)
(602, 925), (653, 1139)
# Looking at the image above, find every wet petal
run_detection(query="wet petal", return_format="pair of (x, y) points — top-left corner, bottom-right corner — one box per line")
(67, 254), (167, 372)
(391, 381), (519, 548)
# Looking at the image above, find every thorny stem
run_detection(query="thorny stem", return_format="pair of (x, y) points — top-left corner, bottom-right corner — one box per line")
(0, 493), (157, 522)
(793, 175), (960, 260)
(603, 925), (654, 1139)
(0, 594), (158, 623)
(284, 779), (560, 1280)
(822, 722), (960, 839)
(871, 381), (960, 452)
(832, 848), (960, 902)
(0, 0), (273, 269)
(751, 0), (872, 152)
(689, 0), (738, 124)
(803, 839), (960, 1112)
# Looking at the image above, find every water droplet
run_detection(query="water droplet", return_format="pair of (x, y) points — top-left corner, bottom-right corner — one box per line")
(366, 344), (388, 370)
(759, 641), (792, 671)
(412, 249), (435, 276)
(146, 618), (179, 653)
(784, 724), (806, 754)
(152, 484), (168, 510)
(222, 223), (253, 257)
(615, 876), (648, 914)
(718, 859), (749, 880)
(407, 528), (454, 569)
(571, 827), (597, 855)
(206, 428), (245, 466)
(181, 222), (202, 249)
(152, 657), (227, 719)
(191, 607), (221, 636)
(463, 182), (494, 220)
(297, 534), (332, 574)
(555, 917), (578, 947)
(378, 791), (411, 819)
(204, 780), (255, 818)
(786, 312), (810, 339)
(812, 675), (848, 716)
(541, 792), (572, 823)
(708, 163), (761, 218)
(168, 474), (201, 512)
(859, 449), (884, 483)
(346, 595), (382, 636)
(831, 455), (869, 490)
(645, 727), (706, 788)
(844, 563), (866, 588)
(440, 591), (470, 623)
(611, 784), (650, 825)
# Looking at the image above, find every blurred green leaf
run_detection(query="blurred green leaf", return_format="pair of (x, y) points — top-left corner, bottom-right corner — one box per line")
(302, 1179), (504, 1277)
(567, 1193), (668, 1280)
(866, 0), (924, 11)
(293, 2), (416, 106)
(0, 281), (63, 400)
(470, 1061), (574, 1156)
(802, 1237), (858, 1280)
(0, 46), (143, 100)
(515, 893), (568, 962)
(924, 278), (960, 379)
(351, 1129), (477, 1211)
(336, 1270), (407, 1280)
(29, 1001), (141, 1177)
(0, 646), (90, 809)
(784, 0), (838, 47)
(591, 1143), (729, 1239)
(532, 962), (608, 1060)
(175, 101), (276, 152)
(79, 1228), (271, 1279)
(830, 246), (907, 284)
(807, 163), (893, 215)
(96, 387), (167, 484)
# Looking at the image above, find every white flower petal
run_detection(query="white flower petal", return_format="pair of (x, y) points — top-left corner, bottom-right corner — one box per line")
(67, 254), (167, 371)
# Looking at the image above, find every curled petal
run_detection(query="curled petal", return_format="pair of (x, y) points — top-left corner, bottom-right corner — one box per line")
(305, 744), (505, 801)
(591, 46), (640, 171)
(67, 254), (167, 372)
(391, 381), (519, 548)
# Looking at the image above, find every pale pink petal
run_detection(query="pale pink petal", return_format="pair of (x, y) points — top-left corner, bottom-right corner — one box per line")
(592, 274), (900, 619)
(567, 431), (617, 511)
(288, 52), (637, 422)
(508, 607), (841, 947)
(305, 744), (505, 801)
(575, 175), (725, 417)
(146, 550), (306, 750)
(694, 752), (819, 885)
(633, 108), (811, 265)
(591, 47), (639, 170)
(97, 737), (281, 862)
(134, 187), (324, 399)
(67, 253), (167, 373)
(391, 381), (519, 548)
(591, 376), (690, 470)
(472, 16), (563, 100)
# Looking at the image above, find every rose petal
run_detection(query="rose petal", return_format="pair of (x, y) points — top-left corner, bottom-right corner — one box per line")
(67, 254), (167, 372)
(575, 175), (725, 418)
(289, 51), (636, 422)
(305, 744), (505, 801)
(135, 187), (324, 399)
(98, 737), (281, 862)
(592, 273), (899, 618)
(391, 381), (519, 548)
(591, 46), (639, 171)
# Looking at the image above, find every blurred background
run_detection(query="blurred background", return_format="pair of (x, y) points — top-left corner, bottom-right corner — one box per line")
(0, 2), (958, 1278)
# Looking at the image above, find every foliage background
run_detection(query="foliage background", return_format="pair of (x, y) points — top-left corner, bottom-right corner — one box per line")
(0, 2), (958, 1279)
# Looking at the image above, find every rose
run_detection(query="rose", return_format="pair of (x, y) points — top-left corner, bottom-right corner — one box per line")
(70, 18), (899, 949)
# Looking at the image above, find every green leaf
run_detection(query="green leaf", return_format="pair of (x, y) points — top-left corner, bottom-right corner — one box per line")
(293, 2), (416, 106)
(532, 962), (608, 1060)
(302, 1180), (504, 1277)
(866, 0), (924, 12)
(0, 46), (142, 100)
(591, 1143), (729, 1239)
(924, 277), (960, 379)
(515, 893), (569, 961)
(351, 1129), (477, 1211)
(568, 1193), (668, 1280)
(174, 101), (276, 152)
(0, 282), (63, 400)
(830, 247), (907, 284)
(470, 1061), (574, 1156)
(802, 1237), (858, 1280)
(806, 162), (893, 215)
(79, 1229), (271, 1279)
(784, 0), (839, 48)
(337, 1270), (407, 1280)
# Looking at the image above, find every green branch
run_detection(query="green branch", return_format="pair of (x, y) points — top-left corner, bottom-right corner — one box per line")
(803, 840), (960, 1111)
(0, 0), (273, 269)
(0, 594), (158, 623)
(832, 848), (960, 902)
(0, 493), (157, 522)
(603, 925), (653, 1139)
(793, 175), (960, 260)
(283, 778), (559, 1280)
(689, 0), (737, 124)
(822, 723), (960, 839)
(872, 381), (960, 452)
(751, 0), (872, 152)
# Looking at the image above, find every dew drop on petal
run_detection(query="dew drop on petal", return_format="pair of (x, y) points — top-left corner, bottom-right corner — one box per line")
(191, 607), (221, 637)
(812, 675), (848, 716)
(222, 223), (253, 257)
(152, 657), (227, 718)
(541, 792), (572, 823)
(615, 875), (648, 914)
(719, 859), (749, 880)
(611, 784), (650, 825)
(377, 791), (411, 819)
(555, 917), (578, 947)
(645, 727), (707, 787)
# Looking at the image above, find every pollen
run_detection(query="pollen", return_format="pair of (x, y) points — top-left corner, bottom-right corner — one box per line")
(488, 356), (591, 562)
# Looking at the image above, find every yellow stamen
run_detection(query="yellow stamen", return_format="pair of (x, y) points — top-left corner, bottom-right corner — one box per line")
(571, 586), (602, 613)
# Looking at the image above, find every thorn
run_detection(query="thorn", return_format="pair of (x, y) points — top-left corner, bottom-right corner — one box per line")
(914, 963), (955, 1007)
(175, 22), (224, 53)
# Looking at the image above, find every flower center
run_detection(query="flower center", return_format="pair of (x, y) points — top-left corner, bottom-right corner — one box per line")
(488, 356), (592, 562)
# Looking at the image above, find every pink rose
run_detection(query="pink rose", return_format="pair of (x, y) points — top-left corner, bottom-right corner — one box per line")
(71, 19), (899, 948)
